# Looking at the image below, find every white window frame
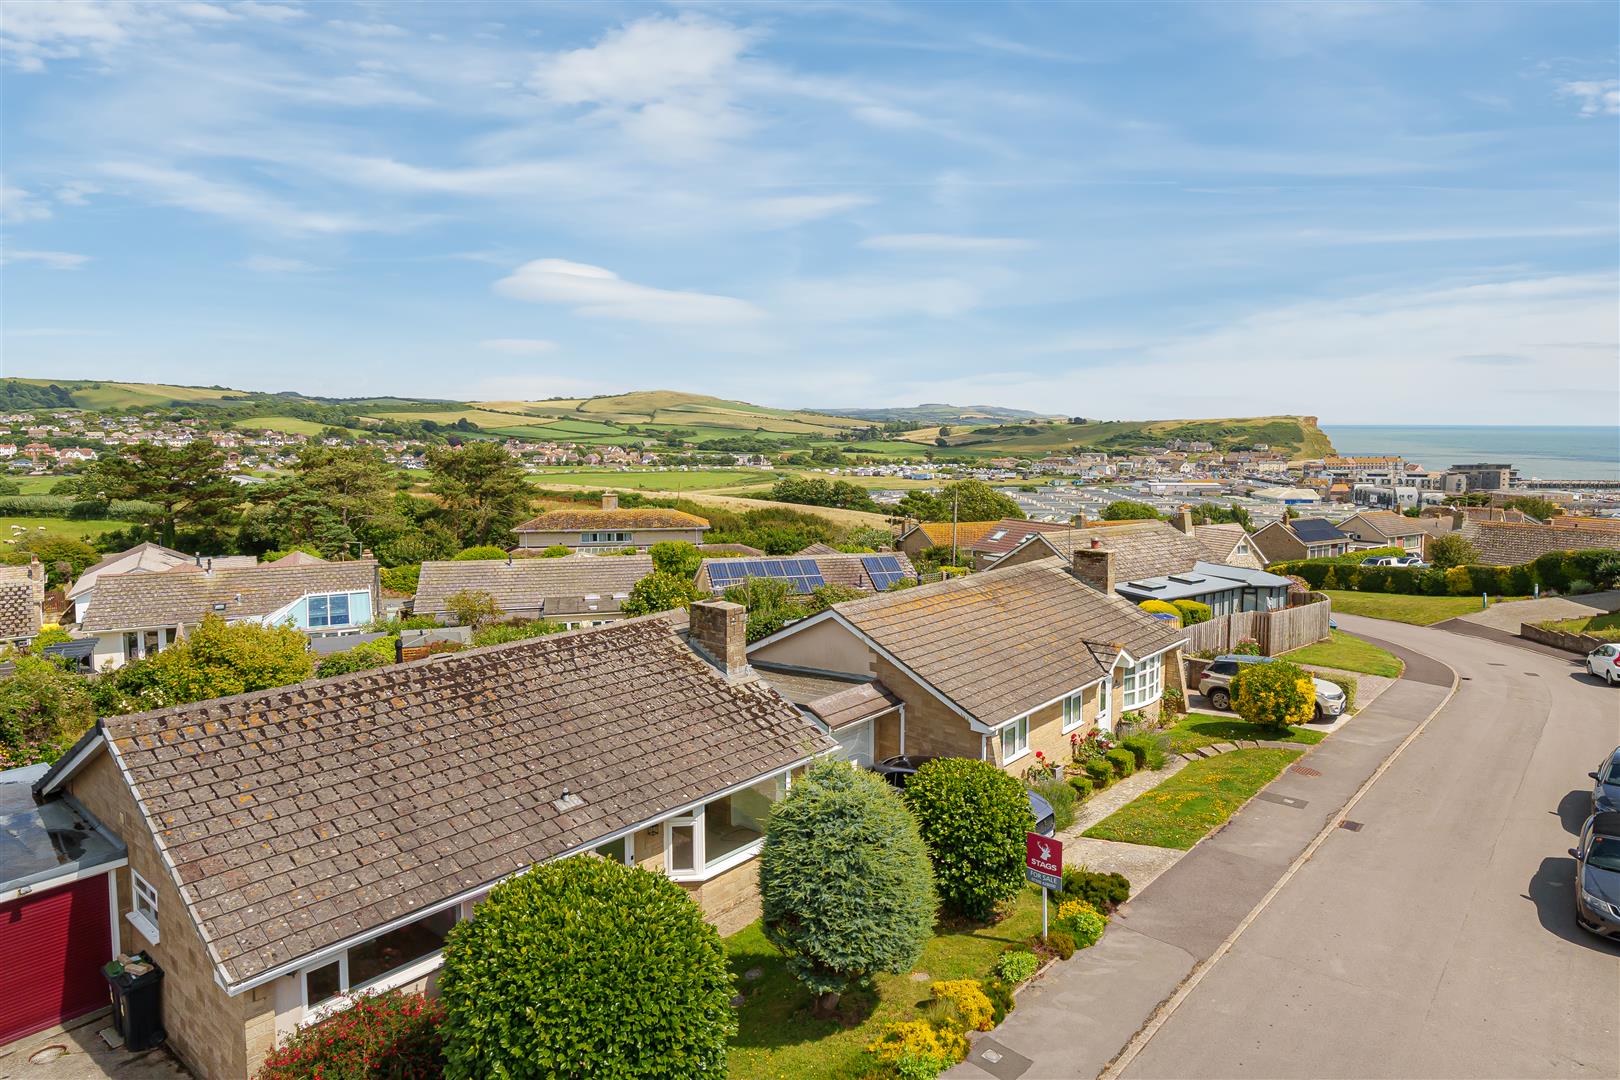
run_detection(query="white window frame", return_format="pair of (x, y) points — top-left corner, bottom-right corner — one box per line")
(307, 592), (355, 629)
(297, 911), (456, 1026)
(999, 715), (1030, 763)
(662, 775), (784, 882)
(1096, 674), (1114, 732)
(580, 531), (632, 545)
(1060, 691), (1086, 734)
(128, 870), (160, 944)
(1121, 654), (1164, 711)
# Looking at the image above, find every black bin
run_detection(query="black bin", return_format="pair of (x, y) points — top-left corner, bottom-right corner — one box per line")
(103, 952), (166, 1051)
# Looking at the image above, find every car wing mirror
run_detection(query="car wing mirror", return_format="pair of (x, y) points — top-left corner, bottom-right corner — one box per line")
(1591, 772), (1602, 780)
(1569, 848), (1583, 861)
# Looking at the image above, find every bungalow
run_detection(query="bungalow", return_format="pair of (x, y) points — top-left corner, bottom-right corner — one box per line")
(66, 543), (257, 625)
(694, 552), (918, 597)
(1458, 519), (1620, 566)
(77, 558), (379, 671)
(25, 608), (832, 1076)
(748, 554), (1186, 774)
(895, 520), (1000, 561)
(1249, 517), (1353, 563)
(1189, 523), (1262, 568)
(412, 554), (654, 628)
(958, 518), (1077, 570)
(991, 519), (1206, 581)
(1115, 560), (1293, 617)
(1337, 510), (1428, 555)
(512, 493), (708, 552)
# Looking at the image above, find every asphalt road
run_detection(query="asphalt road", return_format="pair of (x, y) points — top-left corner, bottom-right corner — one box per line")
(1121, 614), (1620, 1079)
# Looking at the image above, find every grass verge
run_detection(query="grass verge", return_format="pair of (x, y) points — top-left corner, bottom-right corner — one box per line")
(1284, 629), (1403, 677)
(1083, 748), (1304, 849)
(1165, 718), (1325, 753)
(1320, 590), (1526, 626)
(726, 887), (1042, 1080)
(1536, 612), (1620, 642)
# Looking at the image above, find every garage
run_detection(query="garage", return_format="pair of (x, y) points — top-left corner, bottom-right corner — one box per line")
(0, 763), (126, 1047)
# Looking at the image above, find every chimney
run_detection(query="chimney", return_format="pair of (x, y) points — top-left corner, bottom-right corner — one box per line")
(1174, 506), (1194, 534)
(688, 599), (749, 680)
(1072, 544), (1115, 595)
(28, 555), (40, 581)
(601, 492), (619, 511)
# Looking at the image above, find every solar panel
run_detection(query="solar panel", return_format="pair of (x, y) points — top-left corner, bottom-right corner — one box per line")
(861, 555), (909, 591)
(706, 558), (825, 594)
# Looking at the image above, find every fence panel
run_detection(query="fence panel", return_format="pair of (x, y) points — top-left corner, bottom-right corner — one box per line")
(1179, 598), (1329, 656)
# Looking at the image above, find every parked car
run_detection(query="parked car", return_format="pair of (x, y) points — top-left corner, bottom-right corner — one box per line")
(870, 755), (1057, 836)
(1196, 654), (1347, 722)
(1586, 644), (1620, 686)
(1360, 555), (1424, 568)
(1589, 746), (1620, 813)
(1569, 811), (1620, 939)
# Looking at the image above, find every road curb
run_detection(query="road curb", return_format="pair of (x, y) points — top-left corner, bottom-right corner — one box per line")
(1098, 639), (1461, 1080)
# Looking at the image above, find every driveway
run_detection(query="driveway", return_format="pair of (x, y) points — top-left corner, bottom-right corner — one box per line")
(1449, 588), (1620, 634)
(0, 1011), (187, 1079)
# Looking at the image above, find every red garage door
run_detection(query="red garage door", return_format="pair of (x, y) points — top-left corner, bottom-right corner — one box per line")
(0, 876), (112, 1046)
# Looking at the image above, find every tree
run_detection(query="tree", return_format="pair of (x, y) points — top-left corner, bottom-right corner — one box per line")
(444, 589), (503, 629)
(768, 475), (880, 513)
(91, 615), (314, 716)
(76, 441), (241, 548)
(1099, 500), (1161, 521)
(1503, 495), (1562, 522)
(14, 535), (98, 589)
(722, 577), (802, 641)
(617, 571), (701, 617)
(650, 540), (703, 578)
(761, 761), (936, 1016)
(802, 583), (864, 614)
(1428, 533), (1480, 570)
(842, 526), (895, 551)
(0, 655), (95, 765)
(895, 480), (1023, 523)
(452, 545), (510, 561)
(249, 446), (405, 557)
(438, 856), (736, 1079)
(427, 443), (532, 547)
(902, 758), (1033, 921)
(1231, 660), (1315, 733)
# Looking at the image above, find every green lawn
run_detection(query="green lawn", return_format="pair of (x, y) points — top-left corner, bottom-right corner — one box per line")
(1538, 611), (1620, 642)
(1284, 630), (1403, 677)
(0, 516), (134, 544)
(1083, 748), (1304, 849)
(1165, 717), (1325, 753)
(1320, 590), (1527, 626)
(726, 887), (1043, 1080)
(11, 476), (61, 494)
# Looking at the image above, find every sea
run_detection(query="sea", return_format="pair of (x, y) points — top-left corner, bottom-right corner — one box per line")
(1322, 425), (1619, 483)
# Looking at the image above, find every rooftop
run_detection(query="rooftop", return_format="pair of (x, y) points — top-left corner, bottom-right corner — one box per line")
(79, 559), (377, 632)
(413, 554), (653, 617)
(514, 507), (710, 532)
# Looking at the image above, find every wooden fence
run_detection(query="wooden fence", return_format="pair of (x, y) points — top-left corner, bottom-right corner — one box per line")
(1181, 594), (1331, 656)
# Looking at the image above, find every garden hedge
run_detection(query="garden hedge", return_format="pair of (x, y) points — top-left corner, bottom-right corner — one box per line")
(1268, 547), (1619, 596)
(903, 758), (1033, 922)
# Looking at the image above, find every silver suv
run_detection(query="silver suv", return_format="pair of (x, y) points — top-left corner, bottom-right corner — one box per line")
(1197, 654), (1347, 722)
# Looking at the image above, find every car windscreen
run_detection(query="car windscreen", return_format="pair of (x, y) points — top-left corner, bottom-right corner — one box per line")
(1587, 836), (1620, 872)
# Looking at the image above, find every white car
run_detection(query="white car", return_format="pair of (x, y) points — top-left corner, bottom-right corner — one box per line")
(1587, 644), (1620, 686)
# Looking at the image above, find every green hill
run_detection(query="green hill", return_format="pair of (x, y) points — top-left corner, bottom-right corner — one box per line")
(0, 379), (275, 411)
(811, 403), (1058, 424)
(941, 415), (1334, 458)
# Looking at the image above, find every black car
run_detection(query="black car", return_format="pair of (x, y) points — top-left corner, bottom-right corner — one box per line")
(1570, 811), (1620, 939)
(870, 755), (1057, 837)
(1589, 746), (1620, 814)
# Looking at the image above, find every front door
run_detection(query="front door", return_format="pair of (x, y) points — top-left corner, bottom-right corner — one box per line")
(1096, 674), (1114, 733)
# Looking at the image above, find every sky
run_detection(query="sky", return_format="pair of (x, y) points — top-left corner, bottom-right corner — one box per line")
(1, 0), (1617, 424)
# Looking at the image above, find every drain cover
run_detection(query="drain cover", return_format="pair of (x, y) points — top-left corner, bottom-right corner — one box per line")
(1257, 791), (1309, 809)
(1290, 764), (1322, 777)
(1339, 820), (1364, 832)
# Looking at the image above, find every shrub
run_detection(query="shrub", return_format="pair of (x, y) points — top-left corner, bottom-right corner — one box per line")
(1503, 564), (1536, 595)
(995, 950), (1039, 984)
(979, 978), (1016, 1023)
(254, 990), (444, 1080)
(649, 540), (703, 577)
(1233, 638), (1262, 656)
(929, 979), (994, 1031)
(1120, 733), (1169, 771)
(903, 758), (1033, 922)
(540, 544), (571, 558)
(1105, 748), (1135, 779)
(865, 1020), (968, 1079)
(0, 656), (94, 766)
(1029, 777), (1077, 832)
(1465, 564), (1503, 595)
(1067, 774), (1094, 801)
(1171, 599), (1212, 625)
(1231, 660), (1314, 733)
(1083, 757), (1113, 787)
(1137, 599), (1181, 625)
(1445, 566), (1473, 595)
(1054, 900), (1107, 948)
(452, 545), (509, 561)
(1060, 866), (1131, 913)
(1428, 533), (1479, 570)
(761, 761), (936, 1009)
(470, 619), (563, 647)
(315, 637), (396, 678)
(379, 563), (420, 595)
(443, 589), (502, 628)
(1044, 931), (1077, 959)
(1316, 672), (1357, 714)
(1383, 567), (1420, 594)
(1418, 567), (1449, 596)
(438, 857), (735, 1080)
(1159, 686), (1185, 717)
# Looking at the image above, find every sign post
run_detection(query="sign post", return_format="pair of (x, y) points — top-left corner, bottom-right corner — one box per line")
(1024, 833), (1063, 939)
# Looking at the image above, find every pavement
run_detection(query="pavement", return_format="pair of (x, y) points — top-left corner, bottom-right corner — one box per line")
(951, 618), (1464, 1080)
(1448, 588), (1620, 634)
(0, 1010), (186, 1080)
(1115, 614), (1620, 1079)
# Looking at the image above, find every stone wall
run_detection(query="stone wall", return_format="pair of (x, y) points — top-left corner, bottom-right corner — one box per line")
(1520, 622), (1605, 654)
(872, 655), (982, 760)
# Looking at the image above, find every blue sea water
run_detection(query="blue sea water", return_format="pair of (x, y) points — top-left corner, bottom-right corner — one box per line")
(1321, 426), (1619, 482)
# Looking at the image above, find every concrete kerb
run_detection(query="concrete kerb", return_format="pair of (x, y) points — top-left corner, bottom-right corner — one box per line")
(1098, 638), (1461, 1080)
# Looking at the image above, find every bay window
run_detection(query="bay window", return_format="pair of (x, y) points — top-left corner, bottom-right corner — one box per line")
(999, 715), (1029, 762)
(664, 774), (783, 879)
(301, 906), (458, 1019)
(1121, 654), (1164, 710)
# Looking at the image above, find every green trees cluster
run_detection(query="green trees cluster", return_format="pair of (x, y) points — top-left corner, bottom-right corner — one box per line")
(1099, 500), (1161, 521)
(768, 475), (881, 513)
(88, 615), (314, 717)
(0, 656), (95, 766)
(896, 480), (1023, 524)
(721, 577), (864, 641)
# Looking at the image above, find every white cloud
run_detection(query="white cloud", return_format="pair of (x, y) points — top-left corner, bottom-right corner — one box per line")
(1559, 80), (1620, 118)
(0, 0), (236, 71)
(236, 2), (307, 21)
(860, 233), (1034, 253)
(479, 338), (558, 355)
(0, 185), (52, 222)
(55, 181), (100, 205)
(495, 259), (765, 325)
(99, 162), (377, 234)
(240, 254), (318, 272)
(1, 249), (91, 270)
(742, 194), (873, 228)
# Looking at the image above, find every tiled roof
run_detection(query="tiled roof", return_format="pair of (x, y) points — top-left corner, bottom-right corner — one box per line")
(1191, 523), (1249, 562)
(1009, 521), (1207, 581)
(0, 567), (43, 639)
(1345, 510), (1424, 538)
(1289, 518), (1349, 543)
(795, 542), (841, 555)
(832, 558), (1184, 724)
(901, 520), (1000, 549)
(413, 555), (653, 617)
(753, 665), (901, 731)
(695, 552), (916, 595)
(514, 507), (709, 532)
(962, 518), (1075, 557)
(1459, 520), (1620, 566)
(67, 542), (190, 601)
(93, 617), (829, 988)
(80, 561), (378, 632)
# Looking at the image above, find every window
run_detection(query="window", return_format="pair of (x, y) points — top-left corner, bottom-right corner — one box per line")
(580, 531), (632, 544)
(594, 835), (632, 865)
(129, 870), (160, 943)
(1061, 692), (1085, 733)
(308, 593), (352, 628)
(300, 907), (458, 1019)
(663, 774), (783, 880)
(1121, 654), (1164, 710)
(999, 715), (1029, 762)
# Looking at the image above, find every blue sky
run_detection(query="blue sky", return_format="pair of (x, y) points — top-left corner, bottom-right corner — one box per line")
(2, 1), (1617, 423)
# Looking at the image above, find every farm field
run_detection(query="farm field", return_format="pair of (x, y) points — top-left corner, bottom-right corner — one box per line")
(1, 516), (136, 544)
(235, 416), (365, 437)
(6, 379), (248, 410)
(527, 468), (773, 492)
(10, 476), (60, 494)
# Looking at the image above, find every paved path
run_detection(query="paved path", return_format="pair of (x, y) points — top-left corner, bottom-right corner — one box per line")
(951, 621), (1458, 1080)
(1118, 614), (1620, 1079)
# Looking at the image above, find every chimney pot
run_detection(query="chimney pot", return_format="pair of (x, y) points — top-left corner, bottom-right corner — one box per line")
(689, 599), (750, 680)
(1176, 506), (1195, 534)
(1090, 537), (1101, 549)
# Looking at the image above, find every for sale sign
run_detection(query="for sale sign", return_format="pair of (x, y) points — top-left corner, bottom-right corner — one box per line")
(1025, 833), (1063, 890)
